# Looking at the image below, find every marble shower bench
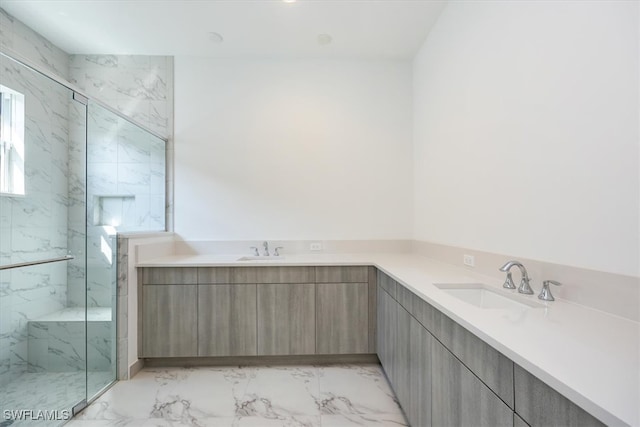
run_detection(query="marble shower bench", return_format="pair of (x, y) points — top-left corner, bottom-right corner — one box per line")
(28, 307), (114, 373)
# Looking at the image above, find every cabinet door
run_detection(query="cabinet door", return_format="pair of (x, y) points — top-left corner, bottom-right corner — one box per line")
(198, 284), (257, 356)
(432, 339), (513, 427)
(394, 305), (412, 408)
(257, 283), (315, 355)
(142, 285), (197, 357)
(377, 285), (397, 383)
(393, 304), (432, 427)
(514, 365), (604, 427)
(407, 315), (432, 427)
(316, 282), (368, 354)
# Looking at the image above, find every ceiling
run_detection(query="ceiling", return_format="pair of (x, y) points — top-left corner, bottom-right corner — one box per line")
(0, 0), (446, 59)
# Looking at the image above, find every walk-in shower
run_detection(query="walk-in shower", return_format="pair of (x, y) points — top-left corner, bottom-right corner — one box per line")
(0, 51), (165, 426)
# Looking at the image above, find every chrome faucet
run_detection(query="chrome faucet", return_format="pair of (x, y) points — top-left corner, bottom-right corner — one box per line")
(263, 241), (270, 257)
(274, 246), (283, 256)
(499, 260), (534, 295)
(250, 246), (259, 256)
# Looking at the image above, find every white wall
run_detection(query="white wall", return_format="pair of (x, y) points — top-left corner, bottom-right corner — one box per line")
(174, 58), (413, 240)
(413, 1), (639, 277)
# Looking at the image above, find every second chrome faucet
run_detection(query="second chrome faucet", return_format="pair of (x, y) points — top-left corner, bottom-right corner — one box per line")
(499, 260), (534, 294)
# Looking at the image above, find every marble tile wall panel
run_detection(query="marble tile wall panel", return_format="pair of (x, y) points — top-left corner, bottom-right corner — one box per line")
(0, 54), (76, 387)
(70, 54), (173, 231)
(87, 320), (113, 372)
(0, 8), (70, 80)
(69, 55), (172, 137)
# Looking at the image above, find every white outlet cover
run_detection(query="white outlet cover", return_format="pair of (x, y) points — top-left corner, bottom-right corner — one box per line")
(463, 254), (475, 267)
(310, 242), (323, 251)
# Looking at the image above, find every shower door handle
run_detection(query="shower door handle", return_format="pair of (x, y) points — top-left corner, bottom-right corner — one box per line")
(0, 255), (75, 270)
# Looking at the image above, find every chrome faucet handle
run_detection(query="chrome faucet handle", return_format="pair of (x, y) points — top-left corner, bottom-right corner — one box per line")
(539, 280), (562, 301)
(518, 276), (534, 295)
(262, 241), (269, 257)
(274, 247), (283, 256)
(502, 271), (516, 289)
(250, 246), (259, 256)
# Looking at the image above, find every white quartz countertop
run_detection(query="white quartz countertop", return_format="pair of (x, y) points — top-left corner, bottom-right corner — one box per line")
(138, 253), (640, 426)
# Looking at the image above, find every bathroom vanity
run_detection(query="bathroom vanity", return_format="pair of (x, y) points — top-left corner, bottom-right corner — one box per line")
(137, 254), (638, 427)
(139, 266), (376, 358)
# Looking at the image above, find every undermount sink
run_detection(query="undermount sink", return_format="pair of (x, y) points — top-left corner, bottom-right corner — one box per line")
(435, 283), (543, 310)
(236, 256), (285, 261)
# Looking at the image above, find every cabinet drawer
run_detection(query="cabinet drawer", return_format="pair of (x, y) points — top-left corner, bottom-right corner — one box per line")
(315, 266), (368, 283)
(377, 271), (397, 299)
(142, 267), (198, 285)
(514, 364), (605, 427)
(198, 267), (315, 284)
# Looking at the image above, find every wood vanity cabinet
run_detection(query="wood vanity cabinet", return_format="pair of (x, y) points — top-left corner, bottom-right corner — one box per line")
(377, 270), (605, 427)
(140, 265), (374, 358)
(140, 268), (198, 357)
(378, 273), (512, 426)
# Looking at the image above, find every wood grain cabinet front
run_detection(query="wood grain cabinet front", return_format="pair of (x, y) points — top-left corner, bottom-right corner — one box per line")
(514, 364), (605, 427)
(316, 282), (369, 354)
(257, 283), (315, 355)
(141, 284), (197, 357)
(377, 285), (397, 383)
(198, 284), (257, 357)
(431, 338), (513, 427)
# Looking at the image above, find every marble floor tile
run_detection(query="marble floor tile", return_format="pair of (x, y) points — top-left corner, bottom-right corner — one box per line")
(317, 364), (402, 416)
(64, 364), (406, 427)
(1, 370), (114, 427)
(320, 413), (408, 426)
(237, 366), (320, 418)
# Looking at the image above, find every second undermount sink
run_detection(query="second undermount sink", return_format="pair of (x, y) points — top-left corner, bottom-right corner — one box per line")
(435, 283), (543, 310)
(236, 256), (285, 261)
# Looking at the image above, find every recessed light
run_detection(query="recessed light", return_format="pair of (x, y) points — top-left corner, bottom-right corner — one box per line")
(282, 0), (296, 3)
(208, 32), (224, 43)
(317, 34), (332, 46)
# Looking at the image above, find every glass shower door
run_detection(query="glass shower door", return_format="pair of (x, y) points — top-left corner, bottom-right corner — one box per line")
(0, 53), (88, 425)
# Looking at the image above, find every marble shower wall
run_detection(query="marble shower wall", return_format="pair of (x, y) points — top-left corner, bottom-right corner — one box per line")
(69, 55), (174, 231)
(69, 55), (173, 137)
(0, 56), (83, 387)
(0, 8), (70, 80)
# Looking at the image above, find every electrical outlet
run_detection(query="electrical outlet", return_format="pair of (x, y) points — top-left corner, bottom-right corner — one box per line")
(310, 242), (323, 251)
(463, 254), (475, 267)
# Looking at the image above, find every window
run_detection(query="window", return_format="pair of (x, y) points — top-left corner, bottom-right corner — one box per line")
(0, 84), (25, 195)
